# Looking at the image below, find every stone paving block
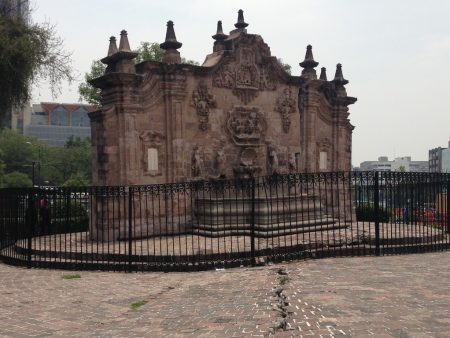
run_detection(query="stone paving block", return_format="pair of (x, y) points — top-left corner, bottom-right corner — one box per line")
(0, 252), (449, 337)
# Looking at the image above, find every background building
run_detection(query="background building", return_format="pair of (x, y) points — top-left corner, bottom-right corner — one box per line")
(429, 141), (450, 173)
(17, 103), (96, 147)
(360, 156), (428, 172)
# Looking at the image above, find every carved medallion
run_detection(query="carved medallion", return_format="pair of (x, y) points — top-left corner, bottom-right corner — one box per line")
(275, 88), (297, 133)
(191, 82), (217, 131)
(226, 106), (267, 146)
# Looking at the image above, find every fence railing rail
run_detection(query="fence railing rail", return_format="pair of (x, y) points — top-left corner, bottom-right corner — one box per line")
(0, 171), (449, 271)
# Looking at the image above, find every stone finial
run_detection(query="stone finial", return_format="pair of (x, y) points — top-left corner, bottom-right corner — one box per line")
(107, 36), (118, 56)
(234, 9), (248, 29)
(212, 20), (228, 41)
(160, 20), (182, 50)
(299, 45), (319, 80)
(333, 63), (349, 85)
(299, 45), (319, 68)
(319, 67), (327, 81)
(119, 30), (131, 52)
(100, 31), (138, 74)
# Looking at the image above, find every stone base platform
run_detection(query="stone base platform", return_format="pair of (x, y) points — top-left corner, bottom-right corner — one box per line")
(193, 194), (343, 237)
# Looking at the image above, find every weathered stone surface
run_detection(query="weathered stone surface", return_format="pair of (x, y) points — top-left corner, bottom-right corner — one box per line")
(89, 12), (356, 187)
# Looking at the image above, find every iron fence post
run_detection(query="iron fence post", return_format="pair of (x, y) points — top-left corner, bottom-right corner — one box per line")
(447, 180), (450, 235)
(250, 177), (256, 266)
(128, 186), (133, 272)
(27, 190), (34, 268)
(374, 171), (380, 256)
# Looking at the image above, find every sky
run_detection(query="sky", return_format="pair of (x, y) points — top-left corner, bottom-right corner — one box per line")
(30, 0), (450, 167)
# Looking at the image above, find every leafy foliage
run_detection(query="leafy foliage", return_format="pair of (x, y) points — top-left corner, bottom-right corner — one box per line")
(78, 41), (199, 104)
(2, 171), (33, 188)
(52, 199), (88, 219)
(0, 129), (37, 176)
(130, 300), (148, 309)
(278, 58), (292, 75)
(0, 129), (92, 187)
(134, 42), (165, 63)
(181, 58), (200, 66)
(62, 172), (89, 187)
(77, 60), (105, 105)
(0, 6), (73, 121)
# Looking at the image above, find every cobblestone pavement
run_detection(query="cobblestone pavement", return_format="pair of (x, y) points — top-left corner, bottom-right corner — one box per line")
(0, 252), (449, 337)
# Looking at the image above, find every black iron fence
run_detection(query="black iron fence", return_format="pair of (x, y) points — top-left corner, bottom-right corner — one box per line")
(1, 171), (449, 271)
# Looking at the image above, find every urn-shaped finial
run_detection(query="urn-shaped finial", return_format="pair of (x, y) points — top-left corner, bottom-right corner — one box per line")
(319, 67), (327, 81)
(333, 63), (349, 85)
(160, 20), (182, 50)
(234, 9), (249, 29)
(107, 36), (118, 56)
(212, 20), (228, 40)
(119, 30), (131, 52)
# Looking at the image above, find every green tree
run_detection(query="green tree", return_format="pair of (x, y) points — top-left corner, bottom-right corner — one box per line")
(134, 41), (165, 63)
(0, 4), (73, 123)
(0, 149), (5, 185)
(77, 60), (105, 105)
(2, 171), (33, 188)
(0, 129), (92, 186)
(39, 138), (92, 186)
(62, 172), (89, 187)
(278, 58), (292, 75)
(0, 129), (37, 175)
(79, 42), (199, 104)
(181, 58), (200, 66)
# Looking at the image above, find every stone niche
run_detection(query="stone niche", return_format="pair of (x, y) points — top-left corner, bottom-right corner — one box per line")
(88, 10), (357, 240)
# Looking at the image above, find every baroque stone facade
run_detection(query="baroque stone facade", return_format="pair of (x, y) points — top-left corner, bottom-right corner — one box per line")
(89, 10), (356, 187)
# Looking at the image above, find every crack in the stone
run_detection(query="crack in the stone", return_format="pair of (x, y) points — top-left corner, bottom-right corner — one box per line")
(267, 267), (294, 336)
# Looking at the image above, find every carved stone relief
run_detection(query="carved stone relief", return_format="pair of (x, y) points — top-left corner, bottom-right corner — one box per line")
(191, 145), (204, 178)
(267, 146), (279, 175)
(226, 106), (267, 147)
(191, 82), (217, 131)
(233, 147), (262, 178)
(260, 65), (277, 91)
(275, 88), (297, 133)
(213, 45), (277, 104)
(214, 149), (226, 178)
(213, 62), (235, 89)
(288, 153), (297, 173)
(317, 138), (332, 150)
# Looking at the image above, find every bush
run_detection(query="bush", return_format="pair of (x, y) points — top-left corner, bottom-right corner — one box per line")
(2, 171), (32, 188)
(51, 199), (88, 219)
(43, 199), (89, 234)
(356, 203), (390, 222)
